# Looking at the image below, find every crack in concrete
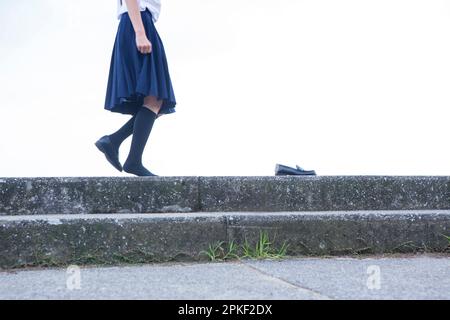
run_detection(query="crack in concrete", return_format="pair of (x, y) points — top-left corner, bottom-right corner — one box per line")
(222, 214), (332, 299)
(238, 261), (333, 300)
(196, 176), (203, 212)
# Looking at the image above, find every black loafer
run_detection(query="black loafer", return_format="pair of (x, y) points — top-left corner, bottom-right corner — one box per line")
(275, 163), (316, 176)
(95, 135), (123, 172)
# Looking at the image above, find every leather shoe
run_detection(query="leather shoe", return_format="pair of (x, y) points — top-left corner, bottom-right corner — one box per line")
(275, 163), (316, 176)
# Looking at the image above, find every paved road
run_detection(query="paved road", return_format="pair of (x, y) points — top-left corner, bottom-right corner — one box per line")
(0, 255), (449, 300)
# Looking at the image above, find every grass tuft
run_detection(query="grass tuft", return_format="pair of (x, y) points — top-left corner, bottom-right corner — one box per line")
(200, 241), (226, 262)
(443, 234), (450, 245)
(202, 230), (290, 262)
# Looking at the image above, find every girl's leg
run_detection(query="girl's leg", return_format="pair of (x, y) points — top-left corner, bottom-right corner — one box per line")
(142, 95), (163, 115)
(123, 96), (163, 176)
(108, 114), (137, 149)
(108, 96), (163, 149)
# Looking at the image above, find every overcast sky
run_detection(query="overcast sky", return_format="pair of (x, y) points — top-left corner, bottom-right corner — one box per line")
(1, 0), (450, 177)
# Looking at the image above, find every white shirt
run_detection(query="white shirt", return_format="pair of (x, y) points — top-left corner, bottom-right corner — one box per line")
(117, 0), (161, 23)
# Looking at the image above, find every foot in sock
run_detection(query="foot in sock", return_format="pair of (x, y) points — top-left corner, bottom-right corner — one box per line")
(123, 161), (157, 176)
(123, 106), (158, 177)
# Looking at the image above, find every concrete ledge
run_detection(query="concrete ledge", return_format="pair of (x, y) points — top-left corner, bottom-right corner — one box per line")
(1, 210), (449, 269)
(0, 213), (228, 269)
(199, 176), (450, 212)
(0, 177), (199, 215)
(1, 176), (450, 215)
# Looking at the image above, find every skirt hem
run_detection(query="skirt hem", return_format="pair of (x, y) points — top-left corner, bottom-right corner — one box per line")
(105, 91), (177, 117)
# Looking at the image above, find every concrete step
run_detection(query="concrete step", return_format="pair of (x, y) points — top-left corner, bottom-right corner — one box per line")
(1, 210), (449, 269)
(1, 176), (449, 215)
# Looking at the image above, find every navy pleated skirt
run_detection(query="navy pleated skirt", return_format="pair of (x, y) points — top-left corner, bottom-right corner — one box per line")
(104, 9), (176, 117)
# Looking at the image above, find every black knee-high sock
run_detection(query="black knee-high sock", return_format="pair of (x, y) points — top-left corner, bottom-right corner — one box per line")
(108, 114), (137, 148)
(123, 107), (157, 176)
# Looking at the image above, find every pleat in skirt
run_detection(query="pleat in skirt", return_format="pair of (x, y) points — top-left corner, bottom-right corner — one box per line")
(104, 9), (176, 117)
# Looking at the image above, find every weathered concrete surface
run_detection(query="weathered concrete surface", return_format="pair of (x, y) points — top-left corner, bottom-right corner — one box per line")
(1, 176), (449, 215)
(227, 210), (450, 255)
(0, 255), (448, 300)
(1, 211), (449, 269)
(0, 213), (228, 269)
(0, 177), (199, 215)
(199, 176), (450, 212)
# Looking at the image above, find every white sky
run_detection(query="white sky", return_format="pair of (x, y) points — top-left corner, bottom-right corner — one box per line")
(1, 0), (450, 177)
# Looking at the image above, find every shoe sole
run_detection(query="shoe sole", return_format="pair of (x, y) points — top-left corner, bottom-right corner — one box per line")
(95, 140), (123, 172)
(123, 169), (158, 177)
(275, 172), (316, 176)
(123, 164), (158, 177)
